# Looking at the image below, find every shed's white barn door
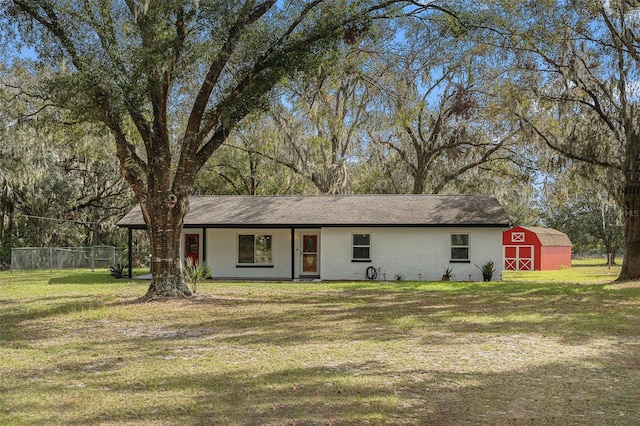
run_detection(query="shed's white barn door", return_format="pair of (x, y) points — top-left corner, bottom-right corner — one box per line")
(504, 245), (534, 271)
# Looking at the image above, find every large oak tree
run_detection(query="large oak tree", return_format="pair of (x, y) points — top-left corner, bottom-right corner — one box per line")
(3, 1), (439, 297)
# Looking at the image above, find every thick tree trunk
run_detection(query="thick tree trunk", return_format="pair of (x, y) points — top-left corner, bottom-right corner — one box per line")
(412, 175), (424, 194)
(142, 197), (192, 299)
(618, 183), (640, 281)
(411, 162), (427, 194)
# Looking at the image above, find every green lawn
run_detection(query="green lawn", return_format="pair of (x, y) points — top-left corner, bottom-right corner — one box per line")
(1, 267), (639, 425)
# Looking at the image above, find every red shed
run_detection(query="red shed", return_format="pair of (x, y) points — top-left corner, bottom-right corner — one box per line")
(503, 226), (572, 271)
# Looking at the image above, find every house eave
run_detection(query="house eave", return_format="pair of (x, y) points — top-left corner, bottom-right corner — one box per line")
(118, 222), (511, 230)
(116, 194), (512, 230)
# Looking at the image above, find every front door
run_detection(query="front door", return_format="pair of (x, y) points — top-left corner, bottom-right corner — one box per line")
(185, 234), (200, 266)
(301, 233), (319, 276)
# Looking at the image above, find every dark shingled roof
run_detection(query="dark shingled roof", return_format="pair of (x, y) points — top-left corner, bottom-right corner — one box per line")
(521, 226), (572, 247)
(117, 195), (511, 228)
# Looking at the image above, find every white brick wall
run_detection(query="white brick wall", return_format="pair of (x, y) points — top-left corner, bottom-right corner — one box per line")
(205, 228), (293, 280)
(320, 227), (504, 281)
(188, 226), (504, 281)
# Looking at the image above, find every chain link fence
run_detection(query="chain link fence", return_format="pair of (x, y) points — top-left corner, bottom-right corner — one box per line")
(10, 246), (128, 272)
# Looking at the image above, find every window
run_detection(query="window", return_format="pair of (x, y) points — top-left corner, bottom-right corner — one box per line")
(352, 233), (371, 261)
(451, 234), (469, 261)
(238, 234), (272, 265)
(512, 232), (525, 243)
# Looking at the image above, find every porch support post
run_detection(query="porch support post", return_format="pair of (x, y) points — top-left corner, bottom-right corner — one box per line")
(127, 227), (133, 279)
(291, 228), (295, 280)
(201, 227), (207, 263)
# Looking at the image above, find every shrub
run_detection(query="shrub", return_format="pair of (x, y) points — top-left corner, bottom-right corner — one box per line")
(183, 258), (212, 294)
(109, 263), (129, 279)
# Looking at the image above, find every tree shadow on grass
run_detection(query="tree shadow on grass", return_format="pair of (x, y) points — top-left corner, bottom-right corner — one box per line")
(58, 282), (637, 358)
(1, 282), (640, 424)
(165, 284), (640, 348)
(6, 348), (639, 425)
(0, 296), (108, 343)
(47, 271), (132, 285)
(2, 361), (398, 425)
(392, 353), (640, 425)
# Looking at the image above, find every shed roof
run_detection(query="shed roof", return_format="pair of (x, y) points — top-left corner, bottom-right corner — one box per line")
(521, 226), (572, 247)
(117, 194), (511, 228)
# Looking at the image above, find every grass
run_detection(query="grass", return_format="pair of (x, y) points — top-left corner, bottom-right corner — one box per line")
(0, 266), (639, 425)
(503, 260), (622, 285)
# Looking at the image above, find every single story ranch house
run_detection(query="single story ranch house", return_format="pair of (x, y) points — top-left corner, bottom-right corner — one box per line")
(117, 194), (511, 281)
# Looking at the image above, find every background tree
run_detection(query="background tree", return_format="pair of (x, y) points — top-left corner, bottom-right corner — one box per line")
(0, 63), (133, 266)
(0, 123), (132, 262)
(359, 13), (521, 195)
(194, 116), (312, 196)
(229, 38), (388, 195)
(542, 182), (624, 262)
(264, 55), (376, 194)
(476, 0), (640, 280)
(3, 0), (440, 297)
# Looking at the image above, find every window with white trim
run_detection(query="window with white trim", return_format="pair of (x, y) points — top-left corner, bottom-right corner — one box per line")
(512, 232), (525, 242)
(451, 234), (469, 261)
(238, 234), (273, 265)
(352, 233), (371, 261)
